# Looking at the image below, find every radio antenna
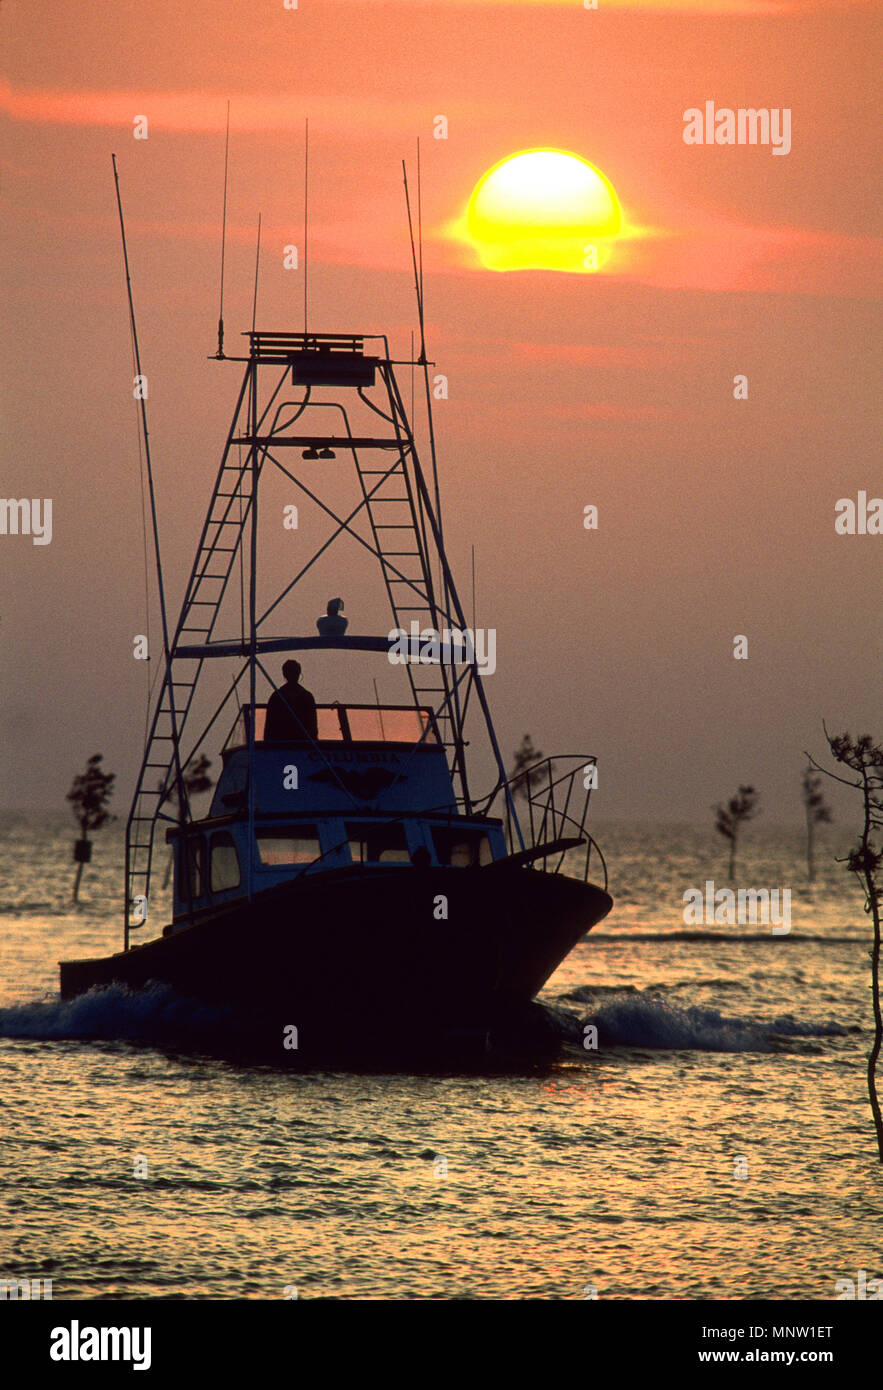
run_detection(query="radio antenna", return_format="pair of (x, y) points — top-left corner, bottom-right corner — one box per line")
(303, 117), (309, 337)
(417, 138), (425, 360)
(251, 212), (262, 334)
(216, 100), (231, 358)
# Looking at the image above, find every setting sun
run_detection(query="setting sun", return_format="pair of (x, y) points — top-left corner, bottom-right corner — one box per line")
(462, 148), (623, 273)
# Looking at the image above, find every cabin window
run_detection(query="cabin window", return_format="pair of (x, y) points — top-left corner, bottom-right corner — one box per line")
(210, 833), (241, 892)
(179, 837), (205, 898)
(345, 823), (410, 864)
(256, 827), (321, 866)
(432, 827), (492, 868)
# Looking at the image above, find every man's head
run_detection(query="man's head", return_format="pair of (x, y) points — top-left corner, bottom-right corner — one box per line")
(282, 659), (301, 684)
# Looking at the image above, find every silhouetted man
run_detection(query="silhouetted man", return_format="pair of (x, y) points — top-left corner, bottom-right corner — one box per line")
(264, 660), (318, 741)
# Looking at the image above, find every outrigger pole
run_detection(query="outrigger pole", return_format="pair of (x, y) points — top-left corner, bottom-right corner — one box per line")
(401, 154), (524, 851)
(112, 155), (189, 944)
(402, 157), (469, 804)
(402, 152), (444, 563)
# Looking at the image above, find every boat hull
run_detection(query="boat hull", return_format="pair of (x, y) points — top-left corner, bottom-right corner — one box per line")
(59, 865), (612, 1059)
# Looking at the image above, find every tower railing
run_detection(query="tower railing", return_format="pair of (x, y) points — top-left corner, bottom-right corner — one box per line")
(485, 755), (606, 888)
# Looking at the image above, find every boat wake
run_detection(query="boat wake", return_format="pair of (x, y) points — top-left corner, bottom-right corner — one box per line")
(0, 984), (258, 1055)
(548, 988), (854, 1053)
(591, 930), (865, 945)
(0, 983), (855, 1064)
(0, 984), (537, 1068)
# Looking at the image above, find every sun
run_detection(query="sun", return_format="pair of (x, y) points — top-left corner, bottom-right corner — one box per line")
(462, 148), (623, 273)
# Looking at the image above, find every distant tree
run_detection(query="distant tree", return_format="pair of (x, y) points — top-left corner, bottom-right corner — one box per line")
(67, 754), (116, 902)
(510, 734), (545, 801)
(159, 755), (214, 887)
(157, 753), (214, 816)
(807, 731), (883, 1163)
(714, 784), (759, 882)
(187, 754), (214, 801)
(802, 765), (833, 882)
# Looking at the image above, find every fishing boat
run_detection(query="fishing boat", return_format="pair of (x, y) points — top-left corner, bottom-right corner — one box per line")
(59, 180), (612, 1060)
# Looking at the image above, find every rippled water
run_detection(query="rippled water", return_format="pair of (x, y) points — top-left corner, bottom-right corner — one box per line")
(1, 811), (881, 1300)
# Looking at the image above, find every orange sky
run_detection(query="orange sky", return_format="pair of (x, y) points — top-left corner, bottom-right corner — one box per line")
(1, 0), (881, 820)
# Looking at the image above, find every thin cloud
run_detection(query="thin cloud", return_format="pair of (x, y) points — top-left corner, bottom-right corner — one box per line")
(0, 83), (482, 136)
(336, 0), (862, 12)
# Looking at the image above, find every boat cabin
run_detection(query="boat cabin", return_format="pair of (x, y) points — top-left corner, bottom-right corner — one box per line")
(164, 701), (506, 926)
